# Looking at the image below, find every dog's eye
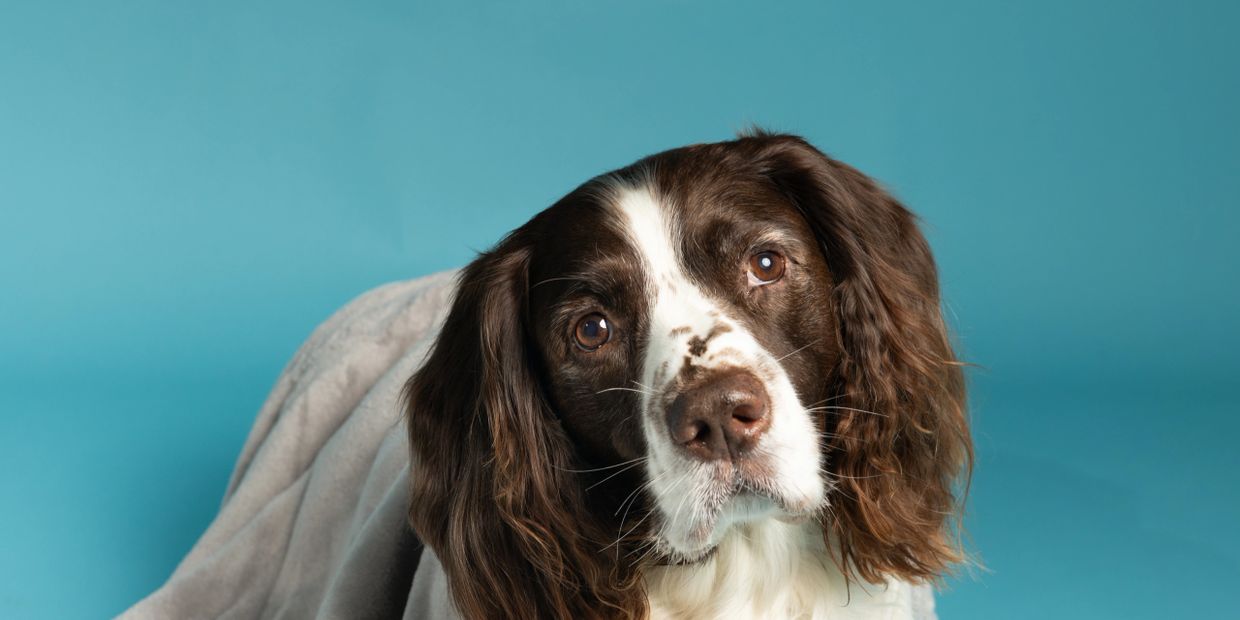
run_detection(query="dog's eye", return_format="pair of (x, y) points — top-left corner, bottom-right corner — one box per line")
(747, 251), (786, 286)
(574, 313), (611, 351)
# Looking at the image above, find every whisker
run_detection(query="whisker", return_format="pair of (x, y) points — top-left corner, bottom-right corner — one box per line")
(596, 386), (652, 396)
(608, 468), (695, 554)
(622, 521), (661, 558)
(556, 456), (647, 474)
(611, 474), (669, 554)
(829, 482), (859, 503)
(810, 405), (889, 418)
(667, 477), (697, 545)
(624, 537), (653, 562)
(531, 276), (585, 290)
(802, 393), (851, 408)
(633, 539), (662, 564)
(607, 506), (658, 552)
(821, 503), (840, 530)
(612, 475), (661, 559)
(614, 470), (666, 516)
(584, 459), (646, 492)
(831, 472), (885, 481)
(775, 341), (818, 363)
(817, 431), (860, 442)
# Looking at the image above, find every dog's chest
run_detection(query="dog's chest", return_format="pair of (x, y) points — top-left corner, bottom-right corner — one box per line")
(643, 521), (916, 620)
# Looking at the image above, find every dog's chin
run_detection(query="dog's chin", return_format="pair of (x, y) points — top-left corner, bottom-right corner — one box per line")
(655, 487), (819, 564)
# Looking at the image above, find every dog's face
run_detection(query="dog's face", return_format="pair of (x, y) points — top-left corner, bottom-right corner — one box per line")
(526, 171), (841, 561)
(405, 133), (971, 618)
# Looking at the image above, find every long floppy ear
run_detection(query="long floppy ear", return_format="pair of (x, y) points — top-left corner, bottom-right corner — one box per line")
(750, 133), (972, 583)
(402, 239), (644, 619)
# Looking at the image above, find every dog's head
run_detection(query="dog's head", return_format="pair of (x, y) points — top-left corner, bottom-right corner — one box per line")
(403, 132), (971, 618)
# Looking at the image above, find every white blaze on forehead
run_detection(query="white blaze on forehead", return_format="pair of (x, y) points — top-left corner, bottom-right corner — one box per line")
(608, 183), (682, 291)
(605, 181), (719, 390)
(606, 176), (826, 559)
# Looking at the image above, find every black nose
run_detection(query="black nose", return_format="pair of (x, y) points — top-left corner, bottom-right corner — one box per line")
(665, 370), (771, 461)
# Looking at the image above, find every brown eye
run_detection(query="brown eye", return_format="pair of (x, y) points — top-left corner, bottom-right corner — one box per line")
(747, 251), (786, 285)
(574, 313), (611, 351)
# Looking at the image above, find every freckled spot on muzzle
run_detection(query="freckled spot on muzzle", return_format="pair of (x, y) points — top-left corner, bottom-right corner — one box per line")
(688, 336), (708, 356)
(686, 324), (732, 358)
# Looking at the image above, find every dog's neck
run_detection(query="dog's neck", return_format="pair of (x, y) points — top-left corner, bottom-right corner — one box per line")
(643, 520), (917, 620)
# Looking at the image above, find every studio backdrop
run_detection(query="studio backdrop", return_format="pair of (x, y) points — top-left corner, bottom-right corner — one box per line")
(1, 1), (1236, 618)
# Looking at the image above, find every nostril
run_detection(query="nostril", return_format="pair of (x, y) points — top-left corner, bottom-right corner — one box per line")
(670, 410), (712, 446)
(731, 402), (763, 425)
(725, 391), (770, 452)
(686, 420), (710, 445)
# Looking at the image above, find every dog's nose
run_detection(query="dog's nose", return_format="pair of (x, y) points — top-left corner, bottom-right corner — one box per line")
(666, 370), (771, 461)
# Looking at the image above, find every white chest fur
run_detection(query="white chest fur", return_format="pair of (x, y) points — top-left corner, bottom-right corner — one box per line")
(644, 521), (917, 620)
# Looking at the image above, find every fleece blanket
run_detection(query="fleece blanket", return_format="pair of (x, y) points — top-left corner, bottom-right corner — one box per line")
(121, 271), (938, 619)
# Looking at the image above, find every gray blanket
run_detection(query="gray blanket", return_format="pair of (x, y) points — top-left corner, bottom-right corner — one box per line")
(122, 272), (937, 619)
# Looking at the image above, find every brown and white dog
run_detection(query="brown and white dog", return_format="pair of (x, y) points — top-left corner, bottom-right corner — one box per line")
(402, 131), (972, 619)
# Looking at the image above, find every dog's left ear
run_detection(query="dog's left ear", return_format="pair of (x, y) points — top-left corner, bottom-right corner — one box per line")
(745, 132), (973, 583)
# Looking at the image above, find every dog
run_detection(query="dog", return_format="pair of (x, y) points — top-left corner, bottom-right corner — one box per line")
(402, 131), (972, 619)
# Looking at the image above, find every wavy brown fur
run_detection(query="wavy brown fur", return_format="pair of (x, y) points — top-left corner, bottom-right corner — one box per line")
(403, 131), (971, 618)
(402, 245), (648, 619)
(748, 132), (973, 583)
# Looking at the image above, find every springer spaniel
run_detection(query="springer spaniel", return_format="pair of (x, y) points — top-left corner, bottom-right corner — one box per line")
(402, 132), (972, 619)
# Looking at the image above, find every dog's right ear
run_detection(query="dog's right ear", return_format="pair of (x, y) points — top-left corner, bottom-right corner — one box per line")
(401, 237), (645, 619)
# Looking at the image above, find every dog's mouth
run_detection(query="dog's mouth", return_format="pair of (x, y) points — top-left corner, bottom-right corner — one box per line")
(652, 480), (817, 564)
(659, 543), (720, 566)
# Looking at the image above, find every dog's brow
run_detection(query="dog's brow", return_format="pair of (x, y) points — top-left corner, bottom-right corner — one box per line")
(748, 229), (799, 248)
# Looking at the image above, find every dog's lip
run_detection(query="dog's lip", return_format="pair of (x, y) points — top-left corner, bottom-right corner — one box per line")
(653, 483), (820, 565)
(671, 544), (719, 565)
(653, 539), (720, 566)
(731, 480), (801, 512)
(660, 494), (788, 563)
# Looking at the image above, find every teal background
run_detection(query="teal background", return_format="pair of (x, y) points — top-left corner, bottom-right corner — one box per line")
(2, 1), (1237, 617)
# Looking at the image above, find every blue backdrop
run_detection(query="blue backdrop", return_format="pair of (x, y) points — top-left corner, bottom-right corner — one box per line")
(2, 1), (1237, 617)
